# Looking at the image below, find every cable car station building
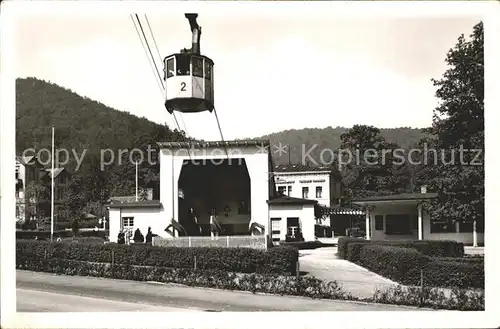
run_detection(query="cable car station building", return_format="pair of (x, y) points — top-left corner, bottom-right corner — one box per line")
(108, 14), (319, 247)
(108, 139), (320, 246)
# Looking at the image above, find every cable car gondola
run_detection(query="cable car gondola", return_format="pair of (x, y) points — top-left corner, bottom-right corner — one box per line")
(163, 13), (214, 114)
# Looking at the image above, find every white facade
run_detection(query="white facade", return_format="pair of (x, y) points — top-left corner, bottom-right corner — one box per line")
(269, 203), (316, 242)
(273, 167), (342, 208)
(107, 141), (337, 244)
(159, 142), (271, 238)
(108, 205), (166, 242)
(356, 196), (484, 247)
(15, 159), (26, 221)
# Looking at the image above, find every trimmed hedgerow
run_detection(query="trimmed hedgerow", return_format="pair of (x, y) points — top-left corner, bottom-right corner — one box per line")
(424, 259), (484, 289)
(16, 255), (484, 310)
(355, 244), (484, 289)
(16, 230), (107, 240)
(337, 237), (464, 259)
(372, 285), (484, 311)
(338, 237), (367, 259)
(279, 241), (326, 250)
(358, 245), (430, 284)
(16, 256), (346, 299)
(16, 240), (299, 275)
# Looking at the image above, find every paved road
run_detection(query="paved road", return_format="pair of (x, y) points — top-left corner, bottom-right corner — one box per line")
(16, 270), (421, 312)
(17, 288), (200, 312)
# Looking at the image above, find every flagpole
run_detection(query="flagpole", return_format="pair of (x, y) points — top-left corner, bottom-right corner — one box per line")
(135, 161), (138, 201)
(50, 126), (55, 242)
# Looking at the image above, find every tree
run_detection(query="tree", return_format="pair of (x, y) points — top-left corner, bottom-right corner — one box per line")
(72, 218), (79, 236)
(25, 181), (48, 219)
(339, 125), (412, 201)
(63, 173), (87, 223)
(414, 22), (484, 226)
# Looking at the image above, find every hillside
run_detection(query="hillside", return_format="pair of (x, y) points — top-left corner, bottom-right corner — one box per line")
(16, 77), (429, 169)
(16, 77), (184, 165)
(254, 126), (429, 165)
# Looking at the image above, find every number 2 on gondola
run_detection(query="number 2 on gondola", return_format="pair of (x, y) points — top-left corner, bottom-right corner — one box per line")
(180, 82), (186, 92)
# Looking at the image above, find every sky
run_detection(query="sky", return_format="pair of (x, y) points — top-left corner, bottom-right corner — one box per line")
(15, 10), (481, 141)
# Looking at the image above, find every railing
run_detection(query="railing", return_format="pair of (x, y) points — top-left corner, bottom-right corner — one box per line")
(152, 235), (267, 250)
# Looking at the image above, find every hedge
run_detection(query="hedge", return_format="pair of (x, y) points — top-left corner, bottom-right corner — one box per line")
(372, 285), (484, 311)
(16, 240), (299, 275)
(424, 259), (484, 289)
(358, 245), (430, 284)
(337, 237), (464, 259)
(16, 230), (107, 240)
(16, 256), (346, 298)
(279, 241), (326, 250)
(354, 244), (484, 289)
(16, 255), (484, 310)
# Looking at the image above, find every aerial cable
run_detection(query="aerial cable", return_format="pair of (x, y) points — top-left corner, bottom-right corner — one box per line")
(144, 14), (192, 142)
(132, 14), (193, 160)
(213, 107), (229, 158)
(130, 14), (164, 95)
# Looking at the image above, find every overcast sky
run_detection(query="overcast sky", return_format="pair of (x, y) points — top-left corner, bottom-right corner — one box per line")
(15, 9), (481, 141)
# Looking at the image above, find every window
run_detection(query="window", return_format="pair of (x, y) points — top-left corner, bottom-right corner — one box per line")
(56, 187), (64, 201)
(385, 214), (412, 235)
(277, 186), (286, 195)
(375, 215), (384, 231)
(287, 217), (300, 236)
(166, 58), (175, 78)
(302, 187), (309, 199)
(16, 206), (20, 217)
(204, 60), (212, 80)
(271, 218), (281, 241)
(287, 186), (292, 196)
(176, 55), (190, 76)
(430, 220), (456, 233)
(459, 220), (484, 233)
(192, 57), (203, 77)
(271, 218), (281, 234)
(122, 217), (134, 229)
(316, 186), (322, 198)
(460, 221), (473, 233)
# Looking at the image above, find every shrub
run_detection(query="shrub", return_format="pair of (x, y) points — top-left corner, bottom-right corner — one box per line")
(346, 242), (368, 262)
(279, 241), (324, 250)
(60, 237), (106, 244)
(338, 237), (367, 259)
(16, 256), (347, 299)
(372, 285), (484, 311)
(72, 219), (79, 236)
(358, 245), (430, 284)
(424, 258), (484, 289)
(16, 240), (299, 275)
(15, 254), (484, 310)
(16, 230), (72, 240)
(338, 238), (464, 260)
(356, 244), (483, 289)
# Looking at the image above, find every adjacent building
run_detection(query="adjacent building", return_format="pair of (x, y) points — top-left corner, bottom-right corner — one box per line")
(15, 155), (71, 222)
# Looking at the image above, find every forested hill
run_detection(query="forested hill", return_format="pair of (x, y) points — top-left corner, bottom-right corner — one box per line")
(254, 126), (429, 165)
(16, 77), (185, 165)
(16, 77), (428, 168)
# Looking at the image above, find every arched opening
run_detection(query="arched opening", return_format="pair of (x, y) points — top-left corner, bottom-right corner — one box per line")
(177, 158), (251, 236)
